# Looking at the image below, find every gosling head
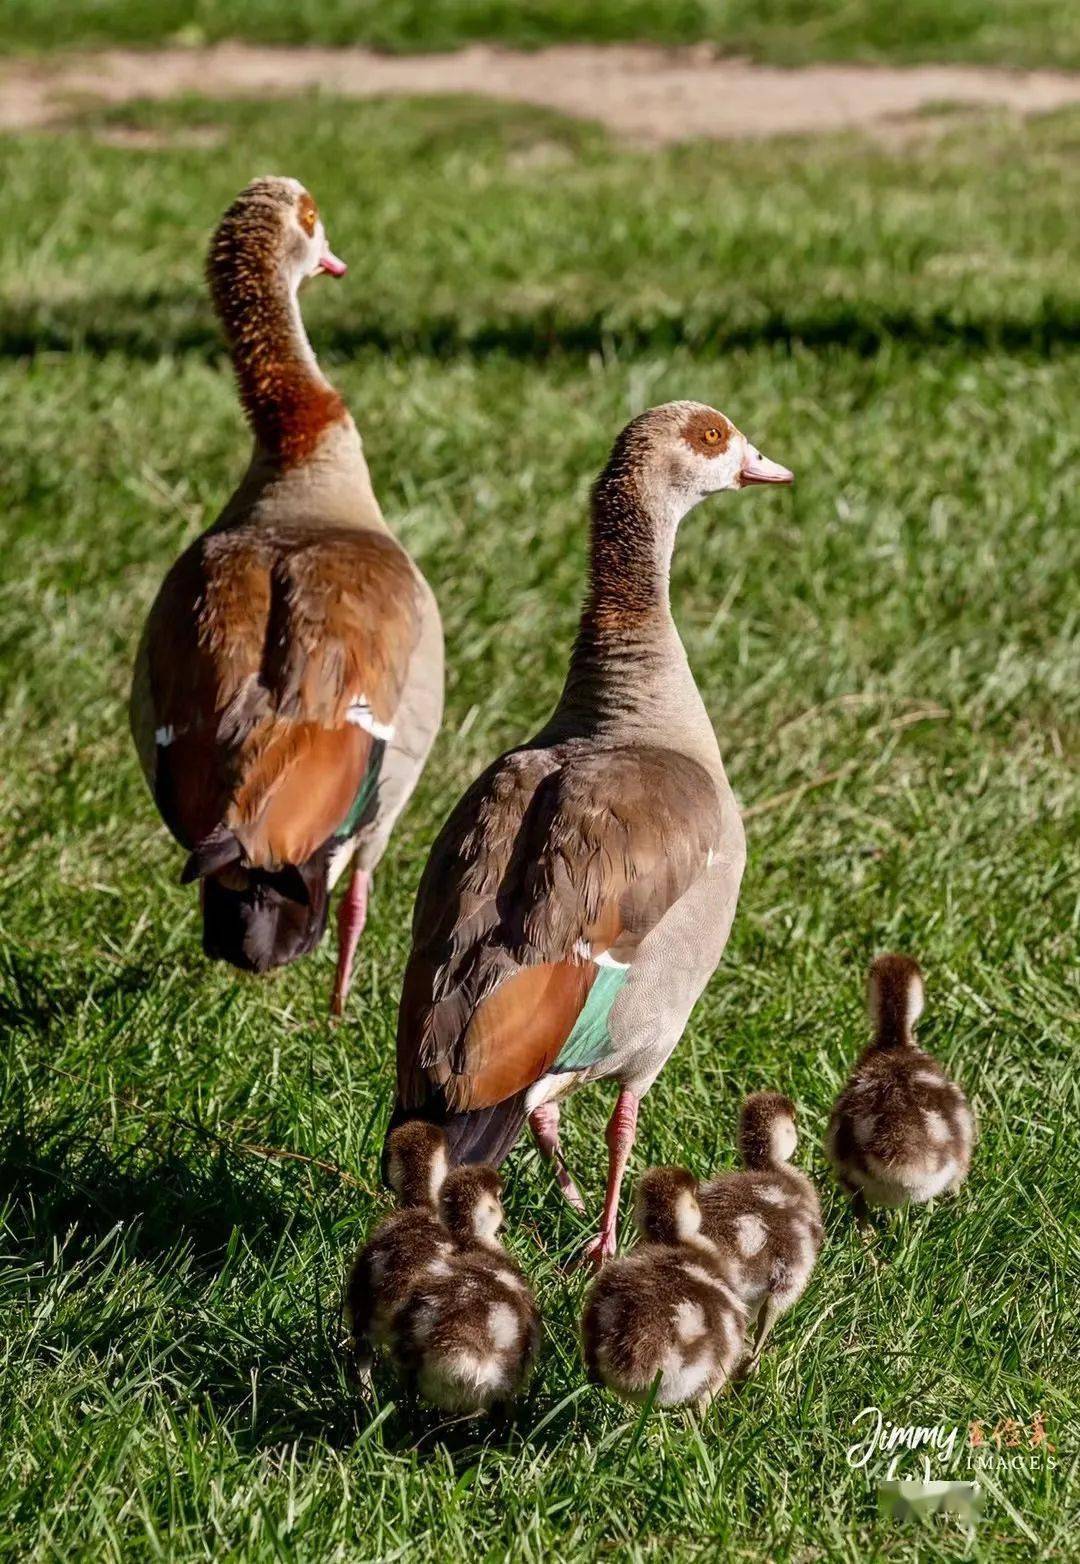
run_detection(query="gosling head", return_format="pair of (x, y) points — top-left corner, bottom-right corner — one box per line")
(632, 1165), (703, 1245)
(438, 1165), (505, 1247)
(867, 953), (925, 1050)
(739, 1092), (798, 1172)
(207, 175), (347, 307)
(382, 1121), (449, 1211)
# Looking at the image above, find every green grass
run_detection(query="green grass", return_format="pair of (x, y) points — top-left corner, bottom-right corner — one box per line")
(1, 91), (1078, 1561)
(3, 0), (1080, 69)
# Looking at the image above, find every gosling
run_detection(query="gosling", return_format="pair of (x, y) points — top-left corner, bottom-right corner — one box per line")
(826, 954), (973, 1211)
(581, 1166), (748, 1408)
(692, 1093), (824, 1372)
(342, 1120), (451, 1381)
(391, 1165), (541, 1415)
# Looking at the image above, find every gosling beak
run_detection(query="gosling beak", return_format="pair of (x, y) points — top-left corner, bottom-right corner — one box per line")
(317, 249), (348, 278)
(741, 447), (793, 485)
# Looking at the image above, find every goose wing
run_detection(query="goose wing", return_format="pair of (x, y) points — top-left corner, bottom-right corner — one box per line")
(397, 743), (722, 1117)
(137, 525), (420, 874)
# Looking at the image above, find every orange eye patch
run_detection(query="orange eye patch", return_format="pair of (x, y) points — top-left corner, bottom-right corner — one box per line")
(681, 410), (732, 455)
(297, 194), (318, 237)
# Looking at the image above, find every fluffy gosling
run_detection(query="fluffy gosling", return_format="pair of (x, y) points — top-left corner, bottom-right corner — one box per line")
(582, 1166), (748, 1408)
(342, 1121), (451, 1381)
(391, 1165), (541, 1415)
(826, 954), (973, 1211)
(693, 1092), (824, 1372)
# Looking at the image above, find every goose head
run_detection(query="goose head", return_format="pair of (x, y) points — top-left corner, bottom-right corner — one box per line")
(596, 400), (792, 529)
(207, 175), (346, 304)
(632, 1165), (704, 1245)
(867, 953), (925, 1049)
(383, 1121), (449, 1210)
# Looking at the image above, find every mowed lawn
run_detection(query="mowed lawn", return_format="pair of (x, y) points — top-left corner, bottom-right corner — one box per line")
(2, 0), (1080, 69)
(0, 91), (1078, 1561)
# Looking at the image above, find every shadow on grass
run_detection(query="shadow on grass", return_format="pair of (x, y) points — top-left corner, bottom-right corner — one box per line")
(2, 292), (1078, 363)
(0, 1114), (293, 1263)
(0, 1111), (588, 1458)
(0, 943), (163, 1036)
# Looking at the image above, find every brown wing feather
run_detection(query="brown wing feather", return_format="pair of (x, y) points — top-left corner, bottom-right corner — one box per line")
(509, 748), (719, 961)
(146, 525), (419, 866)
(396, 743), (721, 1116)
(230, 721), (373, 867)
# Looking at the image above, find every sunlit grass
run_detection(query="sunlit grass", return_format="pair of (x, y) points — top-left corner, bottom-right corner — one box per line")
(2, 0), (1080, 69)
(0, 94), (1077, 1562)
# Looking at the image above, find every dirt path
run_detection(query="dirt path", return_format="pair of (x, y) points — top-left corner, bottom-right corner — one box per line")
(3, 42), (1080, 143)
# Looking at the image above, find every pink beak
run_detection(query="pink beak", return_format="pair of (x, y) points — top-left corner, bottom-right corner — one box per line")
(317, 250), (348, 278)
(741, 448), (793, 485)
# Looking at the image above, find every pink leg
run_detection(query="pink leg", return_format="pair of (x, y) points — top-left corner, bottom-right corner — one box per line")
(582, 1088), (639, 1269)
(330, 867), (369, 1016)
(529, 1102), (586, 1213)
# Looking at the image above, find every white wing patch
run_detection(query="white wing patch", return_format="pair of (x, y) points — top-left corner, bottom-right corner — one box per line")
(346, 697), (395, 741)
(755, 1184), (790, 1207)
(487, 1302), (520, 1350)
(674, 1300), (707, 1342)
(924, 1110), (951, 1145)
(594, 950), (630, 970)
(734, 1213), (768, 1257)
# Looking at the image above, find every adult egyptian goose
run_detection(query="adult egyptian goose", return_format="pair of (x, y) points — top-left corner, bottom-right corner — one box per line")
(392, 1165), (541, 1414)
(690, 1094), (823, 1372)
(582, 1165), (747, 1407)
(130, 177), (443, 1011)
(825, 955), (974, 1211)
(389, 401), (791, 1264)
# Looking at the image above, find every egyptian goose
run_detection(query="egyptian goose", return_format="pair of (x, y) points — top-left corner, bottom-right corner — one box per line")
(826, 955), (974, 1211)
(342, 1120), (451, 1382)
(686, 1094), (823, 1372)
(389, 401), (791, 1263)
(391, 1165), (541, 1414)
(582, 1166), (747, 1407)
(130, 177), (443, 1011)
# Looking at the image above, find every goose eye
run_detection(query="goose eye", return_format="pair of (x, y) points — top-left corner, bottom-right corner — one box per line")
(703, 427), (721, 445)
(298, 200), (317, 237)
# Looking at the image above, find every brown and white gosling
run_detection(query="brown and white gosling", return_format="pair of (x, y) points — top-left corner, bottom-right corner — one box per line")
(826, 954), (973, 1211)
(344, 1125), (539, 1413)
(342, 1121), (451, 1382)
(391, 1165), (541, 1415)
(691, 1093), (824, 1372)
(581, 1166), (748, 1408)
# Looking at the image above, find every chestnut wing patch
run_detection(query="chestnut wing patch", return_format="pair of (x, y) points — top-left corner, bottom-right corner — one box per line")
(148, 525), (420, 869)
(397, 744), (721, 1114)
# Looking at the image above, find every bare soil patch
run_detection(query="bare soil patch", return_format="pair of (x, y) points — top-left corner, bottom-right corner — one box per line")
(2, 42), (1079, 143)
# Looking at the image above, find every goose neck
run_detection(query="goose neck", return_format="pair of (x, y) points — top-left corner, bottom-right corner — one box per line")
(213, 255), (347, 468)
